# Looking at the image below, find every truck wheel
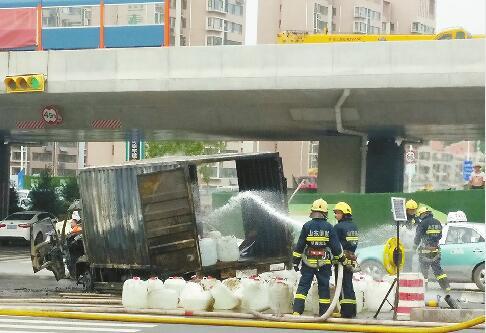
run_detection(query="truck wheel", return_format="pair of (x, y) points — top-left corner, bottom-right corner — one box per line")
(82, 269), (94, 291)
(473, 263), (485, 291)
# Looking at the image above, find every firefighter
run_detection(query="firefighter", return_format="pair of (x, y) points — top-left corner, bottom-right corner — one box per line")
(292, 199), (347, 316)
(333, 202), (358, 318)
(405, 199), (419, 229)
(413, 206), (451, 292)
(404, 199), (419, 271)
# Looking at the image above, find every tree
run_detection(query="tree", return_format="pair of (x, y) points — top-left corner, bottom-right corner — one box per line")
(61, 177), (80, 209)
(145, 141), (226, 158)
(8, 187), (22, 214)
(29, 169), (63, 216)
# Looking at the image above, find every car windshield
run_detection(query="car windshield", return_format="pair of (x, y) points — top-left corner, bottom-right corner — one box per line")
(4, 213), (36, 221)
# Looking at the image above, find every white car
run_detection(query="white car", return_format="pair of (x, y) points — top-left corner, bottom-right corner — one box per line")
(0, 211), (57, 244)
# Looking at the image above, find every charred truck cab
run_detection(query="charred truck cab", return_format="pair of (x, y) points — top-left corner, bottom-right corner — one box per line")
(32, 153), (291, 291)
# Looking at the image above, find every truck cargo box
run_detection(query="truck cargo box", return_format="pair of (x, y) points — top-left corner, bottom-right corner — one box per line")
(78, 152), (291, 285)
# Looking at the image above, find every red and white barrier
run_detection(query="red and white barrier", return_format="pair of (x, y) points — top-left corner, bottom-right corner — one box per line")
(397, 273), (425, 320)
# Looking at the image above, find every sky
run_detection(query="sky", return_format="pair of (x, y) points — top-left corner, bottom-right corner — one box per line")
(245, 0), (485, 45)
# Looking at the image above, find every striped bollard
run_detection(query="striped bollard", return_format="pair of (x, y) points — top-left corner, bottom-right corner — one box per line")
(397, 272), (425, 320)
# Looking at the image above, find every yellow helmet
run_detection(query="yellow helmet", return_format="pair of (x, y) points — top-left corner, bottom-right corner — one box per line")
(334, 202), (352, 215)
(311, 198), (328, 213)
(405, 199), (418, 210)
(417, 206), (431, 216)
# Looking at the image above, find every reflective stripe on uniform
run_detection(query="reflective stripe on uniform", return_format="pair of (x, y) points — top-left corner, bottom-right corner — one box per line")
(340, 299), (357, 304)
(293, 251), (302, 258)
(436, 274), (447, 280)
(319, 298), (331, 304)
(306, 259), (331, 264)
(345, 236), (359, 241)
(295, 294), (306, 300)
(334, 252), (344, 259)
(425, 230), (441, 234)
(306, 236), (329, 241)
(420, 249), (439, 253)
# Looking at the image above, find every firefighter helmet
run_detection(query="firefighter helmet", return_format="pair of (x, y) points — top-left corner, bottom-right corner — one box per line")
(405, 199), (418, 210)
(311, 199), (328, 213)
(333, 202), (352, 215)
(417, 206), (431, 216)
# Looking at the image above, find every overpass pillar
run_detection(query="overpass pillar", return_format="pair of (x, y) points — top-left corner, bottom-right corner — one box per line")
(317, 136), (362, 193)
(366, 138), (404, 193)
(0, 141), (9, 219)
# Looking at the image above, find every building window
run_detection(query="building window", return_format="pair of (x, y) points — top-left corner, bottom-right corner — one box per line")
(309, 141), (319, 169)
(105, 3), (164, 26)
(180, 35), (187, 46)
(354, 6), (380, 21)
(353, 21), (367, 34)
(208, 0), (225, 13)
(368, 25), (380, 34)
(313, 3), (328, 33)
(225, 21), (242, 34)
(332, 6), (336, 16)
(227, 2), (243, 16)
(207, 35), (223, 45)
(155, 3), (164, 24)
(42, 6), (99, 28)
(411, 21), (434, 34)
(58, 154), (77, 163)
(224, 39), (242, 45)
(207, 16), (224, 31)
(11, 152), (22, 161)
(32, 152), (52, 162)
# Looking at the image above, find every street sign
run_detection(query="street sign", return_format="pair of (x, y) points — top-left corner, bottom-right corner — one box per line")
(405, 151), (415, 163)
(127, 134), (144, 161)
(41, 105), (63, 125)
(391, 197), (407, 221)
(463, 160), (473, 181)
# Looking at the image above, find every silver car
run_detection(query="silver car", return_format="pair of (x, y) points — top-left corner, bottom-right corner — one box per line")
(0, 211), (57, 244)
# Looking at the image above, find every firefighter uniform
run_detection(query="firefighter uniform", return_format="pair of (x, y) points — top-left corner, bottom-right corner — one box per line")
(414, 206), (451, 292)
(292, 199), (345, 316)
(333, 202), (358, 319)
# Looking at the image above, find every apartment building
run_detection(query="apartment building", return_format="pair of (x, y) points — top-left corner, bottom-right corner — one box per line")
(9, 143), (80, 179)
(412, 141), (484, 191)
(257, 0), (436, 43)
(169, 0), (246, 46)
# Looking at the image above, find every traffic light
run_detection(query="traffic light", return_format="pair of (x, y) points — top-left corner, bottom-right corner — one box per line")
(4, 74), (45, 93)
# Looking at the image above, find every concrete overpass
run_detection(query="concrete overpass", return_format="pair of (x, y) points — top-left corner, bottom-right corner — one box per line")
(0, 40), (484, 214)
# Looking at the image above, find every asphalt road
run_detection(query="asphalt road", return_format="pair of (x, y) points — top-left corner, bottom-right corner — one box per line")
(0, 243), (483, 333)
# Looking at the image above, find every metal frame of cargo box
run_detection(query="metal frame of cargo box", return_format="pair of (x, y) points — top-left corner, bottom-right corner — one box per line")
(78, 152), (291, 287)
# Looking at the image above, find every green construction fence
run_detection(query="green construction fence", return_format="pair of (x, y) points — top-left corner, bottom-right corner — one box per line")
(212, 190), (484, 232)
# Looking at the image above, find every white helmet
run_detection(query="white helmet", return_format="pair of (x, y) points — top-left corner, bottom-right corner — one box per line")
(456, 211), (467, 222)
(72, 211), (81, 222)
(447, 212), (458, 223)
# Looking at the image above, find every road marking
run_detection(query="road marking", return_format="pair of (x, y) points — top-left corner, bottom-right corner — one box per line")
(0, 324), (140, 332)
(0, 318), (156, 327)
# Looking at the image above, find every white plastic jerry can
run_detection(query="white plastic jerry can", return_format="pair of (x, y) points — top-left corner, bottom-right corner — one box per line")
(122, 277), (148, 309)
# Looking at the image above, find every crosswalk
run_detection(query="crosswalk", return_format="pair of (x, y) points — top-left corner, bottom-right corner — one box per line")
(0, 316), (157, 333)
(0, 248), (31, 263)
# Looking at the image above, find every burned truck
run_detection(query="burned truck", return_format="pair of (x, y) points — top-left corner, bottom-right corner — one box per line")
(32, 152), (292, 290)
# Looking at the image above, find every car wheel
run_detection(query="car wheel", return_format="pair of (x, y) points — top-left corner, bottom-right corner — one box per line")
(360, 260), (386, 279)
(473, 263), (485, 291)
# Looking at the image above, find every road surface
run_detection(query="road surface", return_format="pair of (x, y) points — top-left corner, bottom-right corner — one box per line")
(0, 243), (483, 332)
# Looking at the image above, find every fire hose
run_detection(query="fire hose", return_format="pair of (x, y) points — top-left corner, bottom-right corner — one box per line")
(251, 263), (344, 322)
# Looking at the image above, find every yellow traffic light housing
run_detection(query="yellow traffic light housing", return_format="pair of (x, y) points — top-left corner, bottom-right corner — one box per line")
(4, 74), (45, 93)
